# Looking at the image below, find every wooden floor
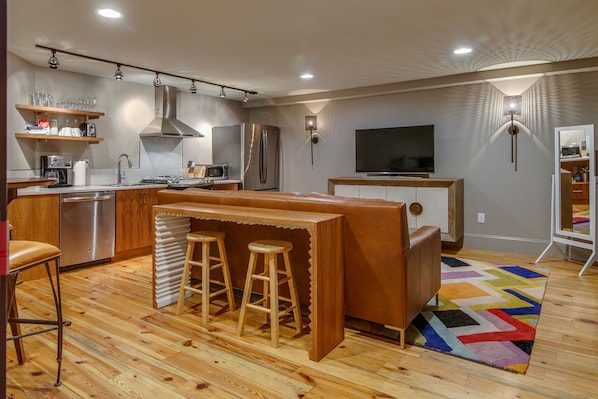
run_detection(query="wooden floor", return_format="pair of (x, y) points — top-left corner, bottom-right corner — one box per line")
(5, 248), (598, 398)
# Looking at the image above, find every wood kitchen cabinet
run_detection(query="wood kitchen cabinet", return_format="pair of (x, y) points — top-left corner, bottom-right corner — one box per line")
(7, 194), (60, 280)
(114, 188), (160, 258)
(560, 157), (591, 204)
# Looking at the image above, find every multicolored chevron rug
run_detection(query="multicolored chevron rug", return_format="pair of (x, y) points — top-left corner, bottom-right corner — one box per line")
(345, 256), (549, 374)
(405, 256), (549, 374)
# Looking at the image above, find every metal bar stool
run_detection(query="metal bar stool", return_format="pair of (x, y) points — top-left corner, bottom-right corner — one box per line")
(237, 240), (302, 348)
(176, 231), (235, 324)
(6, 240), (68, 387)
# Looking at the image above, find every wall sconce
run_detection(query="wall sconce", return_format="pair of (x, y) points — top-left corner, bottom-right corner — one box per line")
(305, 116), (318, 165)
(503, 95), (522, 171)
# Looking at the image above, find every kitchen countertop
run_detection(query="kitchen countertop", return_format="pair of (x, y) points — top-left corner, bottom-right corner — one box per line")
(16, 179), (241, 196)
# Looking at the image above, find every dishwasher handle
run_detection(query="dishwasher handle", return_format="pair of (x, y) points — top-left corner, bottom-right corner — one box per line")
(62, 195), (114, 203)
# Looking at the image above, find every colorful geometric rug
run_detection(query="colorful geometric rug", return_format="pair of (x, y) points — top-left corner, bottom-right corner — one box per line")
(573, 206), (590, 234)
(345, 257), (549, 374)
(405, 257), (549, 374)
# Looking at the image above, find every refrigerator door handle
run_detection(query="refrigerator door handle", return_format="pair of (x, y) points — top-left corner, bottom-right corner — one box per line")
(259, 129), (268, 184)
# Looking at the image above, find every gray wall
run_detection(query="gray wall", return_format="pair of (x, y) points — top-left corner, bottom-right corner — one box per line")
(7, 52), (249, 182)
(9, 51), (598, 255)
(249, 71), (598, 255)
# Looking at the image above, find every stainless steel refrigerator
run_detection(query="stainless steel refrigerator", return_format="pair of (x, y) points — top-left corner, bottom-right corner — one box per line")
(212, 124), (280, 191)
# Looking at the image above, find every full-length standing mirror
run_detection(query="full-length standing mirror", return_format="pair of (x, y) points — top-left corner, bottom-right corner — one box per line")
(537, 124), (596, 275)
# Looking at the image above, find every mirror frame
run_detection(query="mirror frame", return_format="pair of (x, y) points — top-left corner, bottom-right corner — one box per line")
(554, 124), (595, 242)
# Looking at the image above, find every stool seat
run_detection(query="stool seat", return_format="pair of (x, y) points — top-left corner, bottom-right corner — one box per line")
(6, 240), (66, 386)
(187, 231), (225, 243)
(177, 231), (235, 324)
(248, 240), (293, 254)
(9, 240), (62, 271)
(237, 239), (302, 348)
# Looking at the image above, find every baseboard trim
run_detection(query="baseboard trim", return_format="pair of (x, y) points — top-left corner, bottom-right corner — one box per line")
(464, 233), (549, 256)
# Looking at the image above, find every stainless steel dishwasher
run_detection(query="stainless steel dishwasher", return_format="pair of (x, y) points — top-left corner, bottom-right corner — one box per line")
(60, 191), (115, 267)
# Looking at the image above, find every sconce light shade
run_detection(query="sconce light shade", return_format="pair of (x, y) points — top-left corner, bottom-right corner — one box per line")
(503, 95), (522, 116)
(305, 115), (318, 131)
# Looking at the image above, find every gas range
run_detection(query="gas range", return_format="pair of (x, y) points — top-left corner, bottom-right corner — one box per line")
(140, 175), (214, 189)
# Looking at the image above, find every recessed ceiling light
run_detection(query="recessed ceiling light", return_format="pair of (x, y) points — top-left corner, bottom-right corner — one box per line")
(454, 47), (472, 55)
(97, 8), (122, 19)
(301, 73), (314, 80)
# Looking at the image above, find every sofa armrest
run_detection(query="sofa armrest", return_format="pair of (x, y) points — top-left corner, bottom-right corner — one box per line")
(409, 225), (441, 249)
(402, 225), (441, 326)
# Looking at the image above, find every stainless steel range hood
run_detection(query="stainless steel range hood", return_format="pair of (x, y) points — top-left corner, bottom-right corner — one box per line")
(140, 85), (203, 137)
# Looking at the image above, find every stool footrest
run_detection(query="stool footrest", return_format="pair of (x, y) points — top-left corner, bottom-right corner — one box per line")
(7, 320), (71, 341)
(183, 285), (231, 299)
(246, 303), (270, 313)
(250, 272), (270, 281)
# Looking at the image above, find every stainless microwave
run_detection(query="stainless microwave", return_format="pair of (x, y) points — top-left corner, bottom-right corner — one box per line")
(561, 144), (581, 158)
(206, 164), (228, 180)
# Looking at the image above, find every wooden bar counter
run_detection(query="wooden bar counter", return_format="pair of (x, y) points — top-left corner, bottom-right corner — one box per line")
(152, 202), (344, 361)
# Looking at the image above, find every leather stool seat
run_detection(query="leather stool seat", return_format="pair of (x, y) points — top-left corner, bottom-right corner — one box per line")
(6, 240), (67, 386)
(9, 240), (62, 271)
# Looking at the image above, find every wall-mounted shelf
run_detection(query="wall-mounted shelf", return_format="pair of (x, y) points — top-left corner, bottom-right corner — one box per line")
(15, 133), (104, 144)
(15, 104), (105, 119)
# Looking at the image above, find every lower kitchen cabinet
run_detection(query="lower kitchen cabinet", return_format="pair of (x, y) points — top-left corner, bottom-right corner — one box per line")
(115, 188), (160, 257)
(7, 194), (60, 280)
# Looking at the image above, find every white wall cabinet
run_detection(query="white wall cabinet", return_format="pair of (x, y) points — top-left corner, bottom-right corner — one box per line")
(328, 177), (463, 243)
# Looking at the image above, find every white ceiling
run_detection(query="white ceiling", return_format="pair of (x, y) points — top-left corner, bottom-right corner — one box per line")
(7, 0), (598, 104)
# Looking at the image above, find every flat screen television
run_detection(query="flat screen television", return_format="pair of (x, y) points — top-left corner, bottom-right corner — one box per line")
(355, 125), (435, 174)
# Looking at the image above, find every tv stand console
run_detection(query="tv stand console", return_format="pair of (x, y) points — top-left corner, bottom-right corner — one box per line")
(328, 177), (464, 243)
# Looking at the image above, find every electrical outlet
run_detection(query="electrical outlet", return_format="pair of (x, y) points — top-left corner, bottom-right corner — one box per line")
(477, 213), (485, 223)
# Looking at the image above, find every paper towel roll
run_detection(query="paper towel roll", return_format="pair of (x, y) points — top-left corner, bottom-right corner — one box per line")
(73, 160), (88, 186)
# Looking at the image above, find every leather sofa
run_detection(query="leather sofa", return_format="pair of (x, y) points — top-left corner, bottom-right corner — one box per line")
(157, 188), (441, 345)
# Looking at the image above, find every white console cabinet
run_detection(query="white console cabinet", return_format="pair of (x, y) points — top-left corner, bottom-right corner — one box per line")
(328, 177), (464, 243)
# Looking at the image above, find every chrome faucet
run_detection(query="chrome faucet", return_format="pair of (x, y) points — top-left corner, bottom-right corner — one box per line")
(117, 153), (133, 184)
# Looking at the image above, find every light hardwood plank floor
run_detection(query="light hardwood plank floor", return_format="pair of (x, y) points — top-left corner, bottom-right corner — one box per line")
(5, 248), (598, 398)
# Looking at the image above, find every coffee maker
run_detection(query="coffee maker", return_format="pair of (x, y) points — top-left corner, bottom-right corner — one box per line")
(41, 155), (73, 187)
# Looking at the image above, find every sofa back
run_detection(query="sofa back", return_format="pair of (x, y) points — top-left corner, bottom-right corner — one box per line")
(157, 188), (412, 321)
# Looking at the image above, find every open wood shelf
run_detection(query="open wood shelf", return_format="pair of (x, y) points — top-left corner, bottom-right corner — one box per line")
(15, 133), (104, 144)
(15, 104), (105, 119)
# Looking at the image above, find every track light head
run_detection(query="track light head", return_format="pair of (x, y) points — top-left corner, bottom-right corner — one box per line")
(219, 87), (226, 99)
(114, 64), (124, 81)
(153, 72), (161, 87)
(48, 50), (59, 69)
(190, 80), (197, 94)
(243, 92), (249, 103)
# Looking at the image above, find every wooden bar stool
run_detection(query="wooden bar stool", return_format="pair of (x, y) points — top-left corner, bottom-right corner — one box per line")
(237, 240), (302, 348)
(176, 231), (235, 324)
(6, 240), (68, 387)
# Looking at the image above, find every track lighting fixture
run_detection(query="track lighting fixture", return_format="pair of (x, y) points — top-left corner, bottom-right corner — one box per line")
(48, 50), (59, 69)
(114, 64), (124, 80)
(36, 44), (258, 101)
